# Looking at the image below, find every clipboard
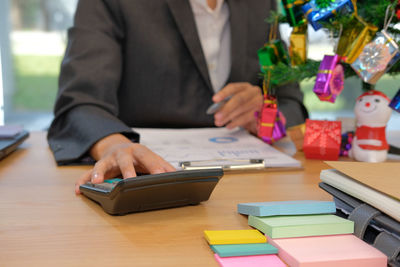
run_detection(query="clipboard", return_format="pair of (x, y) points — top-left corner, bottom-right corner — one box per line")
(133, 127), (302, 171)
(180, 159), (265, 171)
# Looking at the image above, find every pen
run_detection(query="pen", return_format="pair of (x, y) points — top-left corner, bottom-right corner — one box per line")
(206, 96), (232, 115)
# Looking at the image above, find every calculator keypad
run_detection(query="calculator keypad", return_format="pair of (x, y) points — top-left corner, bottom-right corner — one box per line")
(87, 178), (122, 192)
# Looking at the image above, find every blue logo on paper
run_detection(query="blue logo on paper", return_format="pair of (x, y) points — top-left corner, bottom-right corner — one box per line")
(209, 137), (238, 144)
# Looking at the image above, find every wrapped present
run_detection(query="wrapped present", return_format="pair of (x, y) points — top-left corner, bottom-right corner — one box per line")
(282, 0), (308, 27)
(303, 119), (342, 160)
(290, 25), (308, 66)
(258, 40), (290, 73)
(351, 30), (400, 84)
(389, 88), (400, 113)
(313, 55), (344, 103)
(336, 15), (378, 64)
(301, 0), (354, 31)
(256, 97), (286, 144)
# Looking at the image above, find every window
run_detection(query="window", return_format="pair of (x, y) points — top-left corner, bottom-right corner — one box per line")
(1, 0), (77, 130)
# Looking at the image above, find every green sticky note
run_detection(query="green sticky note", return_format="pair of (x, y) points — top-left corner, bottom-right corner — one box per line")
(248, 214), (354, 238)
(210, 243), (278, 257)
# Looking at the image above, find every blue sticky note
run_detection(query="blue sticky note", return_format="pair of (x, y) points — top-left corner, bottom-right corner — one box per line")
(237, 200), (336, 216)
(210, 243), (278, 257)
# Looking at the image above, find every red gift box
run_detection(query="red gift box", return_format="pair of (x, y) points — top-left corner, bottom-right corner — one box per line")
(303, 119), (341, 160)
(257, 97), (278, 141)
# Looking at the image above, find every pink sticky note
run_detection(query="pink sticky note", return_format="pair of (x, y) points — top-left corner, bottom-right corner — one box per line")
(214, 253), (286, 267)
(268, 234), (387, 267)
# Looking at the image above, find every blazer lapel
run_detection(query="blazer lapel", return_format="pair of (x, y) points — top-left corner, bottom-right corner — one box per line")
(166, 0), (213, 91)
(226, 0), (248, 83)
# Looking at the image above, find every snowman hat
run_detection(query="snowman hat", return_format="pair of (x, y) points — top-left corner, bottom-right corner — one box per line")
(357, 90), (391, 102)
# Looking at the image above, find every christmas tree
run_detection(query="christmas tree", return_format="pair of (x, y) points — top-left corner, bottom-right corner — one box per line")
(255, 0), (400, 161)
(268, 0), (400, 91)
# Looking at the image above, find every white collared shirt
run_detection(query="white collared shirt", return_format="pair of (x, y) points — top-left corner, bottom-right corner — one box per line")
(189, 0), (231, 93)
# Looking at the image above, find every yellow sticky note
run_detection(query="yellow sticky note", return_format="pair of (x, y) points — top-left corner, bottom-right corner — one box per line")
(204, 230), (267, 245)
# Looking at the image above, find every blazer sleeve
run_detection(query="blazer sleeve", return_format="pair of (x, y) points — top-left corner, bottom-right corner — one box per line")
(47, 0), (139, 165)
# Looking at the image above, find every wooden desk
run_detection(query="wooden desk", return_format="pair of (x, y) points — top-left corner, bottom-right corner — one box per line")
(0, 132), (332, 266)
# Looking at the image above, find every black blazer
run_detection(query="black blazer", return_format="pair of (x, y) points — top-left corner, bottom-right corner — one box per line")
(48, 0), (308, 165)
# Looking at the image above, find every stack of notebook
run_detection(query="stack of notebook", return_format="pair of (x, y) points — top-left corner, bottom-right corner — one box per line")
(238, 200), (387, 266)
(320, 161), (400, 267)
(203, 229), (285, 266)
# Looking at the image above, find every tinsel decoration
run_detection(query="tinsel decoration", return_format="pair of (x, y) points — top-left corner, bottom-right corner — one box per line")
(358, 43), (392, 73)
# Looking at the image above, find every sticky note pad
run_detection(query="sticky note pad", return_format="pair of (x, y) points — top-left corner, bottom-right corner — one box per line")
(248, 214), (354, 238)
(238, 200), (336, 216)
(210, 243), (278, 257)
(214, 254), (286, 267)
(269, 234), (387, 267)
(204, 230), (266, 245)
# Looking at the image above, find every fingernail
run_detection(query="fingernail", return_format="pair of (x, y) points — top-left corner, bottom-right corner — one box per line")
(125, 172), (135, 178)
(91, 172), (99, 183)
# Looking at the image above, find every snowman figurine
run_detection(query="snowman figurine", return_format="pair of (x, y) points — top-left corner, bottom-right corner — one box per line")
(349, 90), (392, 162)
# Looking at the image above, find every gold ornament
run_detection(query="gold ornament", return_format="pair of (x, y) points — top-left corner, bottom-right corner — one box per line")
(289, 25), (308, 66)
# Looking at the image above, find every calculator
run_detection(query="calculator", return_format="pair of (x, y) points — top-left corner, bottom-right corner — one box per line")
(80, 169), (224, 215)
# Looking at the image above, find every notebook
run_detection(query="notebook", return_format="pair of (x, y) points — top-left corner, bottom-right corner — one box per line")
(0, 128), (29, 160)
(320, 163), (400, 222)
(324, 161), (400, 200)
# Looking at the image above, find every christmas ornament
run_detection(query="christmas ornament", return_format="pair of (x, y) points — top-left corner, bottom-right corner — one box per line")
(351, 30), (400, 84)
(282, 0), (308, 27)
(351, 6), (400, 84)
(303, 119), (342, 160)
(258, 40), (290, 73)
(257, 20), (290, 73)
(359, 43), (391, 73)
(256, 18), (287, 144)
(335, 5), (378, 64)
(256, 95), (286, 144)
(313, 55), (344, 103)
(349, 90), (392, 162)
(389, 88), (400, 113)
(301, 0), (354, 31)
(289, 25), (308, 66)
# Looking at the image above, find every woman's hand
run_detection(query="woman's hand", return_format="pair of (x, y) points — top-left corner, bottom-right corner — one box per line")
(75, 133), (176, 194)
(212, 82), (263, 134)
